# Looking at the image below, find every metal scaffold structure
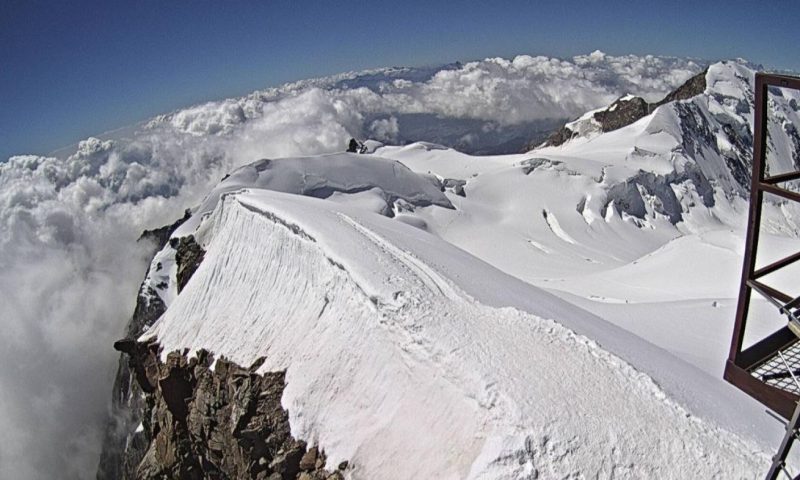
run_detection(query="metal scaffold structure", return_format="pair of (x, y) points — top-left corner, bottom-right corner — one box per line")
(724, 72), (800, 480)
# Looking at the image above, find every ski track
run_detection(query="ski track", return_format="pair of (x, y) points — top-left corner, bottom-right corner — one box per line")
(338, 213), (462, 303)
(147, 191), (767, 480)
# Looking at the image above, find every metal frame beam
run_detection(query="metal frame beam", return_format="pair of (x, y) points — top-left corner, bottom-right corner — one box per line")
(725, 72), (800, 420)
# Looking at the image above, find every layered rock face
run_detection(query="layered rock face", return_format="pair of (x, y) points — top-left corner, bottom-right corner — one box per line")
(112, 341), (346, 480)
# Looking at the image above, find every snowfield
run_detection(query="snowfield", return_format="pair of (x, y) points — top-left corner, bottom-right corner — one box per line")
(132, 60), (800, 478)
(147, 190), (768, 479)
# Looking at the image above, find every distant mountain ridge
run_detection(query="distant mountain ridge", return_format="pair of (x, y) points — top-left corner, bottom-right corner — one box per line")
(538, 67), (710, 149)
(534, 60), (800, 229)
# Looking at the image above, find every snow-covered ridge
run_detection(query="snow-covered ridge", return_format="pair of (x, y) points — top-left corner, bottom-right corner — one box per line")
(534, 61), (800, 229)
(144, 189), (769, 478)
(363, 61), (800, 389)
(173, 152), (453, 236)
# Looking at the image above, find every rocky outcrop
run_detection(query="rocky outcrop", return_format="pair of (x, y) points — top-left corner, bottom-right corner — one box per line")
(138, 210), (192, 250)
(538, 67), (765, 227)
(539, 126), (574, 149)
(99, 215), (194, 480)
(99, 215), (344, 479)
(346, 138), (367, 154)
(172, 235), (206, 293)
(111, 341), (347, 480)
(655, 69), (708, 107)
(593, 96), (650, 133)
(541, 68), (709, 147)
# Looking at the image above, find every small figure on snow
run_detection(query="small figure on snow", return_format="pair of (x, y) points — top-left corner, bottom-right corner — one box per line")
(347, 138), (367, 154)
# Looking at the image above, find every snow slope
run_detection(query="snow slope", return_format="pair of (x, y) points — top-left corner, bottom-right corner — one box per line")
(128, 60), (800, 478)
(145, 189), (770, 479)
(369, 61), (800, 384)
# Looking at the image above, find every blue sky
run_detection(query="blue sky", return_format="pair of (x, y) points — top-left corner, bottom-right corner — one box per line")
(1, 0), (797, 161)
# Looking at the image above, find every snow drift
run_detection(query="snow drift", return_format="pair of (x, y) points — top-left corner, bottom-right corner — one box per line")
(180, 153), (454, 231)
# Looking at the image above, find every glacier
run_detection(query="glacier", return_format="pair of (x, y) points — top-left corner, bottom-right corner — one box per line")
(2, 52), (798, 478)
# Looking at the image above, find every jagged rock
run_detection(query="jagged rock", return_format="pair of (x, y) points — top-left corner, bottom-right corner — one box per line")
(171, 235), (206, 293)
(540, 68), (709, 148)
(539, 126), (574, 148)
(593, 96), (650, 133)
(98, 212), (193, 480)
(109, 341), (345, 480)
(138, 209), (192, 250)
(299, 447), (318, 471)
(442, 178), (467, 197)
(655, 68), (708, 107)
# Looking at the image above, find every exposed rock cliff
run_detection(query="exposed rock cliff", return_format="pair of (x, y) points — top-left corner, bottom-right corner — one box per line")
(99, 220), (344, 478)
(539, 68), (708, 148)
(138, 210), (193, 250)
(97, 215), (205, 479)
(111, 341), (346, 480)
(172, 235), (206, 293)
(98, 217), (186, 480)
(593, 95), (651, 133)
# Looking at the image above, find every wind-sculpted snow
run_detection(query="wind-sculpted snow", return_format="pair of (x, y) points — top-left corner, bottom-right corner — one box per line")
(174, 153), (452, 237)
(144, 190), (768, 479)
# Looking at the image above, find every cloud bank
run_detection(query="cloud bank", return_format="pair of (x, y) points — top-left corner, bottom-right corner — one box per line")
(0, 51), (703, 478)
(151, 50), (702, 135)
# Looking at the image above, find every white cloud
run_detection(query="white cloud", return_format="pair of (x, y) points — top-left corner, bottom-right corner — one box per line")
(152, 52), (702, 135)
(0, 51), (705, 478)
(369, 116), (400, 143)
